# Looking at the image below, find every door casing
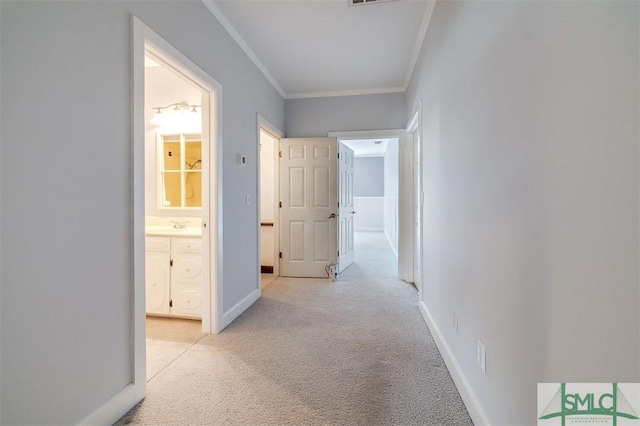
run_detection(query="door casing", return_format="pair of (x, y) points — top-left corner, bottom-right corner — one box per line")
(406, 103), (423, 298)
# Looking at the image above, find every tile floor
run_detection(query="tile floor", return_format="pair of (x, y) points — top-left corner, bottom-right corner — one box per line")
(146, 316), (206, 381)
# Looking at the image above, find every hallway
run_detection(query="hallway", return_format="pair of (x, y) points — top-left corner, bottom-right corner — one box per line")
(340, 231), (399, 280)
(118, 234), (471, 425)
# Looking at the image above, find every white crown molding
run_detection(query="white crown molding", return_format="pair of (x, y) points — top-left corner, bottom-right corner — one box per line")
(203, 0), (435, 101)
(286, 86), (405, 100)
(202, 0), (287, 99)
(402, 0), (436, 91)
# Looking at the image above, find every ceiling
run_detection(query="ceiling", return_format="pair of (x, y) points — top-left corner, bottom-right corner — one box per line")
(341, 138), (395, 157)
(205, 0), (435, 99)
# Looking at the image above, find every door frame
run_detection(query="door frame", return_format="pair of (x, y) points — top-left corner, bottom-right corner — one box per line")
(256, 115), (283, 284)
(131, 14), (223, 399)
(327, 129), (411, 279)
(406, 101), (423, 298)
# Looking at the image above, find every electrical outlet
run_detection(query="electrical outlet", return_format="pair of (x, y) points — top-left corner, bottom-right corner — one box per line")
(476, 339), (486, 373)
(246, 193), (251, 206)
(452, 311), (458, 332)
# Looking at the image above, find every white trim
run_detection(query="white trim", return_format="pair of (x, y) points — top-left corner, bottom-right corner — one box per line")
(402, 1), (436, 91)
(418, 301), (491, 426)
(76, 384), (139, 425)
(257, 115), (284, 139)
(0, 2), (3, 420)
(202, 0), (286, 99)
(286, 86), (405, 100)
(406, 103), (421, 135)
(406, 100), (423, 298)
(130, 16), (149, 416)
(220, 289), (261, 330)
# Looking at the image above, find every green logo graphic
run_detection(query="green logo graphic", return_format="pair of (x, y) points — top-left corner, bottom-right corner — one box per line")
(539, 383), (639, 426)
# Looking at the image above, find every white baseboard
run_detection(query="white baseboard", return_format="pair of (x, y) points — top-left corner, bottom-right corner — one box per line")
(418, 301), (490, 426)
(220, 288), (261, 330)
(78, 382), (145, 425)
(354, 227), (384, 232)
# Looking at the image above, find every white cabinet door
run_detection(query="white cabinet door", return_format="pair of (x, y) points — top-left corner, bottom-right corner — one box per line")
(170, 238), (203, 317)
(338, 143), (355, 273)
(280, 138), (337, 277)
(145, 251), (171, 314)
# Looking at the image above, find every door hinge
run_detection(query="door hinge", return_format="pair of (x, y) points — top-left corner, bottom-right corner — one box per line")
(279, 201), (282, 208)
(337, 152), (340, 159)
(169, 300), (173, 308)
(337, 250), (340, 257)
(279, 252), (282, 259)
(279, 151), (282, 158)
(170, 259), (173, 267)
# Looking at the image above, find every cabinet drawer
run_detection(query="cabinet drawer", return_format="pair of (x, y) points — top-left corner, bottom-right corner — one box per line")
(172, 237), (202, 253)
(146, 236), (170, 252)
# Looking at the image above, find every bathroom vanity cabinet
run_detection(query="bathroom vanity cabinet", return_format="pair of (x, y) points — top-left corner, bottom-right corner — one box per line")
(145, 235), (203, 318)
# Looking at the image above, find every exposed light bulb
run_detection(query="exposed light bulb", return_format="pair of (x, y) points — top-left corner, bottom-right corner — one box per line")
(150, 109), (164, 126)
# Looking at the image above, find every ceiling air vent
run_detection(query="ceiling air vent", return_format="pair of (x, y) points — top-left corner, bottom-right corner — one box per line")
(349, 0), (398, 6)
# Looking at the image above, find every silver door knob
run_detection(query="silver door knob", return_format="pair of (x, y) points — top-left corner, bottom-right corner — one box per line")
(328, 213), (336, 219)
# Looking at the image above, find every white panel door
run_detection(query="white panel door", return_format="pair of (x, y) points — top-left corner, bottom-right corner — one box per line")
(338, 143), (355, 273)
(280, 138), (337, 277)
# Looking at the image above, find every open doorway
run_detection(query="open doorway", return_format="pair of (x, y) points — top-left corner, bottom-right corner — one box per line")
(143, 50), (209, 380)
(133, 24), (223, 391)
(257, 118), (283, 289)
(328, 129), (420, 289)
(337, 137), (400, 279)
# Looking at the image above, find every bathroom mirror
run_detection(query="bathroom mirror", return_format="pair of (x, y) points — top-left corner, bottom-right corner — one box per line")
(158, 133), (202, 209)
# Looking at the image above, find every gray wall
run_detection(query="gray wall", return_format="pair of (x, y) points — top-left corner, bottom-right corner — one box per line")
(354, 157), (383, 197)
(285, 92), (406, 137)
(407, 1), (639, 424)
(0, 1), (284, 424)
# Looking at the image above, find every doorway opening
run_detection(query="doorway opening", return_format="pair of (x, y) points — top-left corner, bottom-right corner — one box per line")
(337, 137), (399, 279)
(329, 129), (419, 288)
(257, 117), (283, 289)
(132, 17), (223, 397)
(143, 49), (209, 380)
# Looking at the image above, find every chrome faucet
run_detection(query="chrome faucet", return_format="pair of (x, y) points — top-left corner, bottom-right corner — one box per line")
(170, 220), (187, 229)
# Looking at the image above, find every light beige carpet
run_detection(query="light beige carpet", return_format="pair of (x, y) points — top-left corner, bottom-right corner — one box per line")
(117, 275), (473, 425)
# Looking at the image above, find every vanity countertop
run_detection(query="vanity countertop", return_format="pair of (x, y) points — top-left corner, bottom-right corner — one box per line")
(145, 226), (202, 237)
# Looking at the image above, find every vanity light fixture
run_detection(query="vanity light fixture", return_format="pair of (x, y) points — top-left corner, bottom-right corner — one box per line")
(150, 102), (201, 127)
